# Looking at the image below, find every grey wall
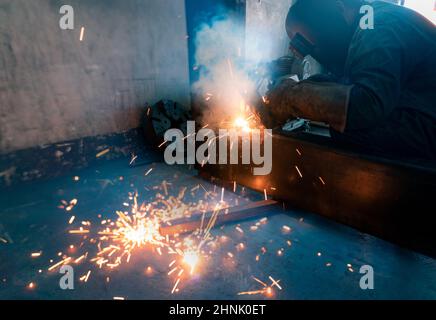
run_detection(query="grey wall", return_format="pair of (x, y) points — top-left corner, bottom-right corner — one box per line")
(0, 0), (191, 153)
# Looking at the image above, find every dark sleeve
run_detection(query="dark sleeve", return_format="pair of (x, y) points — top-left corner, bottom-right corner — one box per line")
(345, 24), (408, 131)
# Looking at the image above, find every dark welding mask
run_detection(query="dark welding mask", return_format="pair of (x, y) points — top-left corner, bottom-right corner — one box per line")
(289, 33), (315, 59)
(286, 1), (356, 77)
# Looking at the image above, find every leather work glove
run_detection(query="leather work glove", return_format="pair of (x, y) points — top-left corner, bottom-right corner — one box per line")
(252, 78), (299, 129)
(263, 79), (353, 132)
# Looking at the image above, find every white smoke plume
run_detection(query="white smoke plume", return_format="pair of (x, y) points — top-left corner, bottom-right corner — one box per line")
(192, 17), (258, 127)
(192, 0), (293, 127)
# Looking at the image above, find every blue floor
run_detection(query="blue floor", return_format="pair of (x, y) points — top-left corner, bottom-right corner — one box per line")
(0, 158), (435, 299)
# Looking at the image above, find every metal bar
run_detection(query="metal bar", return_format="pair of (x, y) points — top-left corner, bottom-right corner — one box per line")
(160, 199), (279, 236)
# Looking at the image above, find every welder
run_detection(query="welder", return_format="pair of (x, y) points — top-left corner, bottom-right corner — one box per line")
(258, 0), (436, 160)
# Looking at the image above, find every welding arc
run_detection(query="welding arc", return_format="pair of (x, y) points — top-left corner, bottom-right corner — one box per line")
(160, 200), (278, 236)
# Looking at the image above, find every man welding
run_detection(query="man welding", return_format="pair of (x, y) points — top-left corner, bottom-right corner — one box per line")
(258, 0), (436, 161)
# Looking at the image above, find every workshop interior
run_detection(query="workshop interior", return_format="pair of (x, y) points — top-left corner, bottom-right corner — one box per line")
(0, 0), (435, 301)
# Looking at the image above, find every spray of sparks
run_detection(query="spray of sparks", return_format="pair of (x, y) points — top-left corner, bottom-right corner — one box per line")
(36, 91), (281, 297)
(39, 172), (283, 298)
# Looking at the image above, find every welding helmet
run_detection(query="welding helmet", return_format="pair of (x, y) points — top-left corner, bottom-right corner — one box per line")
(286, 0), (356, 76)
(289, 33), (315, 60)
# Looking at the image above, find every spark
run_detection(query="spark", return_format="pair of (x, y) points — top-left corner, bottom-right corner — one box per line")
(238, 276), (281, 297)
(319, 177), (326, 185)
(268, 276), (282, 290)
(262, 96), (269, 104)
(48, 257), (72, 271)
(79, 27), (85, 41)
(129, 155), (138, 165)
(282, 225), (291, 233)
(237, 289), (267, 296)
(145, 168), (153, 176)
(251, 277), (266, 288)
(295, 165), (303, 178)
(74, 254), (87, 264)
(171, 278), (181, 294)
(31, 252), (42, 258)
(65, 199), (78, 211)
(69, 228), (89, 234)
(158, 140), (168, 148)
(96, 148), (110, 158)
(168, 267), (178, 276)
(80, 270), (91, 282)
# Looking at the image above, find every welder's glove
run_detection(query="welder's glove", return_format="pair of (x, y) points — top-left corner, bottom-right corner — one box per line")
(254, 78), (299, 129)
(265, 80), (353, 132)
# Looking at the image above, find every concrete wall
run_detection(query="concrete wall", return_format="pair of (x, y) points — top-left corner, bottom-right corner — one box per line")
(0, 0), (191, 153)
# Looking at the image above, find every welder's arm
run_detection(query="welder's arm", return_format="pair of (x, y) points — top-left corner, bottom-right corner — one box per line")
(258, 23), (408, 132)
(260, 80), (353, 132)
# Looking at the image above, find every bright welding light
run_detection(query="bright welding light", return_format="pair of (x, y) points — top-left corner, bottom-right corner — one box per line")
(123, 219), (161, 246)
(234, 116), (251, 132)
(183, 251), (200, 275)
(124, 224), (149, 245)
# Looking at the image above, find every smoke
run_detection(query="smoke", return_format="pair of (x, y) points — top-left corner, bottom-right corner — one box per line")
(192, 2), (293, 127)
(192, 17), (258, 126)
